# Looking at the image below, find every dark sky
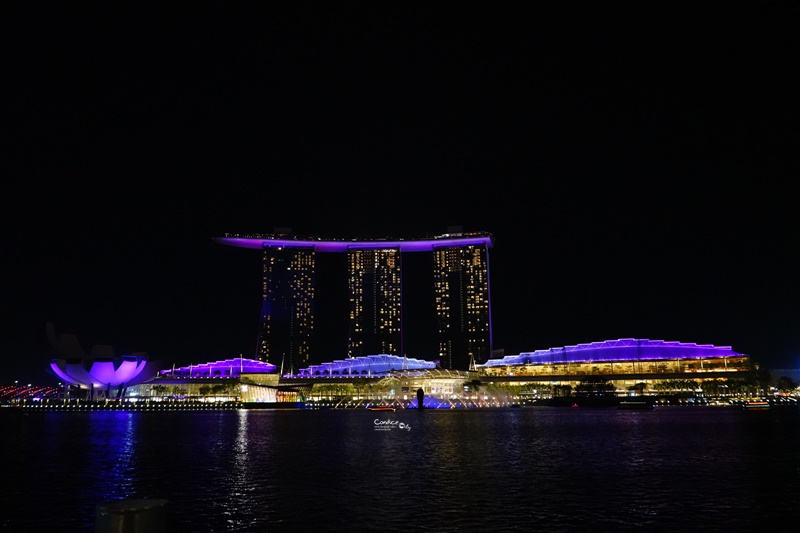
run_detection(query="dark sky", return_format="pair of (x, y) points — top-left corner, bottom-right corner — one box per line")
(2, 4), (799, 384)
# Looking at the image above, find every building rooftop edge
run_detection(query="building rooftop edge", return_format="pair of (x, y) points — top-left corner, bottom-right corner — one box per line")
(213, 231), (494, 252)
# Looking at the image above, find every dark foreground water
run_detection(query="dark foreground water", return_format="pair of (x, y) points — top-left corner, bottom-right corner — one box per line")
(2, 405), (800, 532)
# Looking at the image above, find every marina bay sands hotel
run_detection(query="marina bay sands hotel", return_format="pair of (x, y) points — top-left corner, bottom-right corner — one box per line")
(215, 228), (494, 373)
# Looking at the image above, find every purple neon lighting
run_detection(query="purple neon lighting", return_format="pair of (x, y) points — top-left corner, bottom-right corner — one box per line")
(50, 362), (81, 386)
(296, 354), (436, 377)
(50, 355), (155, 388)
(479, 338), (744, 367)
(160, 357), (276, 377)
(214, 232), (494, 253)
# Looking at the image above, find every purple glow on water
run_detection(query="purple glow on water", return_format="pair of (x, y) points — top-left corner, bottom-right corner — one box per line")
(480, 338), (744, 367)
(215, 233), (494, 253)
(408, 396), (452, 409)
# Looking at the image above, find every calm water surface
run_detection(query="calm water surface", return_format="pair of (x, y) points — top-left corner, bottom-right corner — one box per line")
(2, 406), (799, 532)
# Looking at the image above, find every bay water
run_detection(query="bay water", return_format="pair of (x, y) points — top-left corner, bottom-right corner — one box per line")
(2, 406), (799, 532)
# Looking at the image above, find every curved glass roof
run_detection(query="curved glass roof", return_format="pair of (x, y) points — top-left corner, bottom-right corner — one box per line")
(479, 338), (744, 367)
(295, 354), (436, 377)
(160, 357), (277, 378)
(215, 231), (493, 253)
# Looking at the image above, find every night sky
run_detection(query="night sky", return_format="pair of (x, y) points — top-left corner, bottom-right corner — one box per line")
(3, 4), (798, 384)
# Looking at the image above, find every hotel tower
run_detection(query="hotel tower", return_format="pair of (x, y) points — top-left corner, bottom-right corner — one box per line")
(215, 229), (494, 372)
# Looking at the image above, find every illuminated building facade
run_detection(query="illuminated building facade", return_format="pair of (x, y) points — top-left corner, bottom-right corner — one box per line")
(434, 243), (492, 370)
(478, 338), (749, 374)
(255, 245), (315, 373)
(476, 338), (755, 395)
(347, 248), (402, 357)
(42, 340), (764, 408)
(296, 354), (436, 377)
(215, 230), (494, 370)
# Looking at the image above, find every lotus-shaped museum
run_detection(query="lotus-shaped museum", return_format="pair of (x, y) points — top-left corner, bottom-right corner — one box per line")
(46, 323), (160, 399)
(50, 355), (159, 396)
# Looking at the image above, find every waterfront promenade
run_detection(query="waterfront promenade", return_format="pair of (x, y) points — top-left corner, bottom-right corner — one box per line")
(5, 395), (798, 411)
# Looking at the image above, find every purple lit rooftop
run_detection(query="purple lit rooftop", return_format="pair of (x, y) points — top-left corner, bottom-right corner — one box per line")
(295, 354), (437, 377)
(479, 338), (745, 367)
(214, 232), (494, 253)
(160, 357), (277, 378)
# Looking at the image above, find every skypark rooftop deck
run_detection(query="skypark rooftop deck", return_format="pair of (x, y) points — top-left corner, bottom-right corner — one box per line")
(215, 231), (494, 252)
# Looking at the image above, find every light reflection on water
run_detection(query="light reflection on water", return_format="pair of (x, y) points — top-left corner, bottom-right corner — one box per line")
(2, 407), (800, 532)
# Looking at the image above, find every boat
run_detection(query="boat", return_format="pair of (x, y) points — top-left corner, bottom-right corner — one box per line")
(367, 405), (396, 411)
(618, 400), (655, 410)
(742, 400), (770, 410)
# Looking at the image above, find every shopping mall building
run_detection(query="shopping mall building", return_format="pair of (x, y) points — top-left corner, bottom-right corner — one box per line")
(109, 338), (761, 408)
